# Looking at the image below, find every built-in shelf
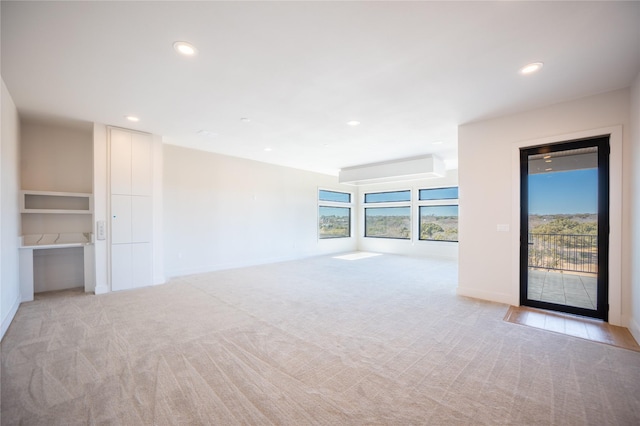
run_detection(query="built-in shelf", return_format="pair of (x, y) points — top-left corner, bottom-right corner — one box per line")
(20, 232), (93, 249)
(21, 190), (93, 214)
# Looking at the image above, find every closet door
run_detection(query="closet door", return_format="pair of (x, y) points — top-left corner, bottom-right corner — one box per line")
(109, 128), (153, 292)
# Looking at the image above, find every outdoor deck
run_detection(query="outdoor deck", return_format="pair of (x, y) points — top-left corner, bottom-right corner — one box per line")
(527, 269), (597, 310)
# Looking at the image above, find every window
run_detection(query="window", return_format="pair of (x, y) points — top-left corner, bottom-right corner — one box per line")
(419, 205), (458, 241)
(319, 190), (351, 203)
(319, 206), (351, 238)
(364, 190), (412, 239)
(418, 186), (459, 242)
(318, 189), (352, 239)
(365, 207), (411, 239)
(364, 190), (411, 203)
(419, 187), (458, 200)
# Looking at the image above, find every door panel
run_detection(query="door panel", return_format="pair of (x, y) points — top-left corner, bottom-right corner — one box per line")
(131, 196), (152, 243)
(111, 195), (132, 244)
(131, 133), (152, 196)
(110, 129), (132, 195)
(111, 244), (133, 291)
(132, 243), (153, 288)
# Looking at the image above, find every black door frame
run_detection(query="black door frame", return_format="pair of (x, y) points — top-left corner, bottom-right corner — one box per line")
(520, 135), (609, 321)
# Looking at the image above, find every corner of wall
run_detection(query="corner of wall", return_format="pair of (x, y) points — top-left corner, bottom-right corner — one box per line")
(1, 77), (22, 341)
(629, 71), (640, 340)
(92, 123), (109, 295)
(1, 295), (20, 339)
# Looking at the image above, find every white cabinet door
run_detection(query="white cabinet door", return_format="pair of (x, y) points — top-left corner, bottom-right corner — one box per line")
(110, 129), (132, 195)
(111, 195), (132, 244)
(131, 196), (152, 243)
(111, 244), (133, 291)
(131, 133), (152, 196)
(132, 243), (152, 288)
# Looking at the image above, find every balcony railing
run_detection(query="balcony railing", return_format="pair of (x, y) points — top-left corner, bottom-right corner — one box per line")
(528, 233), (597, 274)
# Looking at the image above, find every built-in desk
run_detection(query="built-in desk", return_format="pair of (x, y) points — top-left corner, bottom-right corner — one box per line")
(19, 233), (95, 301)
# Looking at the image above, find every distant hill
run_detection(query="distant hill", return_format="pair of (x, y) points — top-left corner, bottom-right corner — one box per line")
(529, 214), (597, 234)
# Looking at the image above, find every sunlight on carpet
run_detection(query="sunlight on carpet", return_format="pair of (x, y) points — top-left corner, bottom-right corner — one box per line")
(332, 251), (383, 261)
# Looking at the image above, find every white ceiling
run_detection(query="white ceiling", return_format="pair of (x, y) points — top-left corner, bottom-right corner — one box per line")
(2, 1), (639, 176)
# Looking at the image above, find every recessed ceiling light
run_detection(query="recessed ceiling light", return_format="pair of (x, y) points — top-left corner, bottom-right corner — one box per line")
(543, 155), (551, 159)
(520, 62), (544, 75)
(240, 117), (251, 123)
(545, 159), (552, 163)
(545, 167), (553, 171)
(173, 41), (197, 56)
(197, 130), (218, 138)
(125, 115), (139, 122)
(432, 141), (444, 145)
(347, 120), (360, 126)
(264, 147), (272, 152)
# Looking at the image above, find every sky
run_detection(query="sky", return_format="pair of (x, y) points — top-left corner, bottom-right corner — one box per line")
(529, 168), (598, 215)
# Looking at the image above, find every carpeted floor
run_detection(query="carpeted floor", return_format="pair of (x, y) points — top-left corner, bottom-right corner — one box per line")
(2, 253), (640, 425)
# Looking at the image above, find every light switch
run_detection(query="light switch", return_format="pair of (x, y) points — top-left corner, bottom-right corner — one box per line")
(97, 220), (106, 240)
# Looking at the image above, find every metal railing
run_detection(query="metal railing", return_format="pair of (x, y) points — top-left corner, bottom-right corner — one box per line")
(528, 233), (597, 274)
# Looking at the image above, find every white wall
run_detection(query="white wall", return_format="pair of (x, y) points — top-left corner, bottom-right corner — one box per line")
(1, 78), (21, 339)
(356, 170), (459, 259)
(458, 89), (631, 326)
(163, 145), (357, 277)
(20, 120), (93, 193)
(630, 72), (640, 340)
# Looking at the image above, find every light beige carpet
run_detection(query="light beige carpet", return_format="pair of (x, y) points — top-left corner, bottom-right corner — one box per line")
(2, 254), (639, 425)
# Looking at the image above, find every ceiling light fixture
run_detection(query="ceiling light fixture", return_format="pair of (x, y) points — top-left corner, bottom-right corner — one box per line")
(125, 115), (140, 122)
(197, 130), (218, 138)
(240, 117), (251, 123)
(173, 41), (197, 56)
(432, 141), (444, 145)
(264, 147), (272, 152)
(520, 62), (544, 75)
(347, 120), (360, 126)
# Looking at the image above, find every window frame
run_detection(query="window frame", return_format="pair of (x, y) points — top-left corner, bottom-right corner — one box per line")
(364, 189), (411, 204)
(318, 188), (353, 240)
(417, 186), (459, 243)
(363, 188), (412, 240)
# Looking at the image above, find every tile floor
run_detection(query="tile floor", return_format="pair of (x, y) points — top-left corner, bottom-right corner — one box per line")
(527, 269), (597, 310)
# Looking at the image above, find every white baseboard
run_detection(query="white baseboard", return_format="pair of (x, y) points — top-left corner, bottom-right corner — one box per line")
(629, 316), (640, 345)
(1, 295), (21, 341)
(94, 284), (109, 295)
(166, 252), (321, 280)
(456, 286), (516, 306)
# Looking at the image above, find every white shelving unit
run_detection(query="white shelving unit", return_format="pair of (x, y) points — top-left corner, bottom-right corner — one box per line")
(19, 190), (95, 300)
